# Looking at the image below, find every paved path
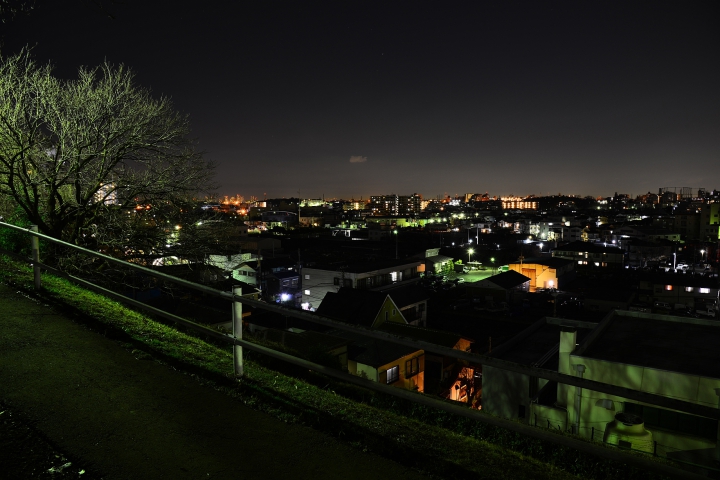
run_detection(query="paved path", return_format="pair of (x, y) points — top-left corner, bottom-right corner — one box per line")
(0, 284), (428, 480)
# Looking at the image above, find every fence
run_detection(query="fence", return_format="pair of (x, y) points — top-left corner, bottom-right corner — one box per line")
(0, 220), (716, 479)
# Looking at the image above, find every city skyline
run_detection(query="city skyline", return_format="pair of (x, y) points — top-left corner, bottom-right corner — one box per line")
(3, 1), (718, 199)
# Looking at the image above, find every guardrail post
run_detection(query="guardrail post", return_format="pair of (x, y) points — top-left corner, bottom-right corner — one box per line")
(232, 286), (243, 377)
(30, 225), (41, 290)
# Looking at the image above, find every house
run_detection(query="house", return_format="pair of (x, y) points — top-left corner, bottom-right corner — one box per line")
(345, 337), (425, 392)
(562, 311), (720, 466)
(315, 287), (407, 329)
(483, 311), (720, 469)
(612, 225), (682, 244)
(482, 317), (596, 423)
(374, 283), (429, 327)
(623, 239), (674, 268)
(636, 272), (719, 313)
(465, 270), (530, 305)
(206, 252), (262, 285)
(424, 247), (454, 275)
(378, 322), (474, 400)
(301, 259), (422, 311)
(315, 289), (426, 392)
(507, 256), (575, 292)
(552, 241), (625, 270)
(266, 270), (301, 305)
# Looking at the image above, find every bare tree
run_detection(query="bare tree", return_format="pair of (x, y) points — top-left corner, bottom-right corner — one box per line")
(0, 49), (215, 245)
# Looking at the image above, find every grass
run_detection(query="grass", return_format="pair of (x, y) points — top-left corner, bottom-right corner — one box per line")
(0, 255), (679, 480)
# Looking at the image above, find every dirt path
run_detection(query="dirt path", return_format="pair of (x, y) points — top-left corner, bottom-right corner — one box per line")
(0, 284), (428, 480)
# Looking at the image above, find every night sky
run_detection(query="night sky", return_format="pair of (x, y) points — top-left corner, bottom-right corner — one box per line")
(2, 1), (718, 200)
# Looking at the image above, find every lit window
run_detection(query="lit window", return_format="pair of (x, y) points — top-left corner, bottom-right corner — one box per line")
(685, 287), (693, 292)
(578, 260), (583, 265)
(665, 285), (673, 291)
(700, 288), (710, 294)
(304, 289), (310, 295)
(304, 274), (310, 280)
(386, 365), (399, 384)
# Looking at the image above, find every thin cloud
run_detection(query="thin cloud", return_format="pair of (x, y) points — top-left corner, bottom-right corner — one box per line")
(349, 156), (367, 163)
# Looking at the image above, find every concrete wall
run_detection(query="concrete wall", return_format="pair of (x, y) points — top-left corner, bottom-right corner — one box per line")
(565, 354), (720, 452)
(482, 365), (529, 421)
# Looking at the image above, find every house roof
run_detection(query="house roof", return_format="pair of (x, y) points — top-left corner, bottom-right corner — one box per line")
(578, 312), (720, 379)
(485, 270), (531, 290)
(258, 329), (350, 356)
(374, 283), (429, 308)
(426, 255), (453, 264)
(343, 335), (420, 367)
(510, 257), (574, 269)
(553, 241), (624, 255)
(309, 258), (421, 274)
(378, 322), (472, 348)
(315, 288), (389, 327)
(493, 321), (594, 367)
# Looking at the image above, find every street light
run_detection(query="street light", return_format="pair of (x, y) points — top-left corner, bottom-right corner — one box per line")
(491, 257), (495, 274)
(468, 248), (474, 262)
(394, 229), (398, 259)
(701, 249), (706, 262)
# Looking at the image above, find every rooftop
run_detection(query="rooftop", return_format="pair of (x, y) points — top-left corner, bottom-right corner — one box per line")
(315, 288), (392, 328)
(553, 241), (624, 255)
(307, 258), (421, 273)
(510, 256), (575, 269)
(378, 322), (472, 348)
(492, 318), (596, 368)
(485, 270), (531, 290)
(578, 312), (720, 379)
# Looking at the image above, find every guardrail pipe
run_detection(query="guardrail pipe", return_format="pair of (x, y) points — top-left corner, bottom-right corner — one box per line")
(30, 225), (41, 290)
(233, 285), (244, 377)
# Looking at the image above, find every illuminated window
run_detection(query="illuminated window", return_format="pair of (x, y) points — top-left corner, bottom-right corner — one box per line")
(386, 365), (399, 384)
(700, 288), (710, 294)
(685, 287), (693, 292)
(304, 274), (310, 280)
(665, 285), (673, 291)
(304, 289), (310, 295)
(578, 260), (583, 265)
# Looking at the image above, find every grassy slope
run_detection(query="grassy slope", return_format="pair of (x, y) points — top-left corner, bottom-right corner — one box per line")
(0, 257), (674, 480)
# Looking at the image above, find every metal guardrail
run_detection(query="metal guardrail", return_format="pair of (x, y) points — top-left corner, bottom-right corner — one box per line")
(0, 220), (715, 479)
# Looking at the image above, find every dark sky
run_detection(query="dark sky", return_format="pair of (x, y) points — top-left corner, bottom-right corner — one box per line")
(2, 1), (718, 200)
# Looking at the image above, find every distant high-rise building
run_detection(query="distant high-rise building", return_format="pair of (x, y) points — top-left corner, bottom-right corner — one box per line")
(398, 193), (422, 214)
(369, 194), (399, 214)
(369, 193), (422, 215)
